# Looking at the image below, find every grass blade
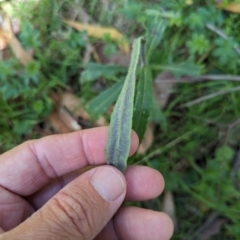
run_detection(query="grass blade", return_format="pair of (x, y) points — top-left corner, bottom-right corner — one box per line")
(106, 37), (142, 172)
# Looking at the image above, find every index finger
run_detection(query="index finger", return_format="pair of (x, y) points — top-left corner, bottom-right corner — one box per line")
(0, 127), (139, 196)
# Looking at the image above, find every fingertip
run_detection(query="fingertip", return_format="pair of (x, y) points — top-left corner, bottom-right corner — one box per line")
(155, 168), (165, 196)
(142, 167), (165, 197)
(159, 212), (174, 240)
(125, 166), (165, 201)
(114, 207), (174, 240)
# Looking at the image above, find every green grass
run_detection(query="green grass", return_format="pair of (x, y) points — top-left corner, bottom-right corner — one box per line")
(1, 0), (240, 239)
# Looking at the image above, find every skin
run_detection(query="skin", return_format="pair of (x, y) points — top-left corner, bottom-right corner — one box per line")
(0, 127), (174, 240)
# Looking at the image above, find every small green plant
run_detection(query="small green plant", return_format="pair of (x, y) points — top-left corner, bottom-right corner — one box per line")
(187, 34), (210, 55)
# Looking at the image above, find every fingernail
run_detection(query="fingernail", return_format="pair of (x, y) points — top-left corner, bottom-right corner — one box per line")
(91, 167), (125, 201)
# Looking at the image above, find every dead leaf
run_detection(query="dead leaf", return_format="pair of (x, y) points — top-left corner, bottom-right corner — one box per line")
(154, 72), (176, 109)
(50, 93), (81, 133)
(0, 26), (9, 50)
(62, 19), (130, 54)
(137, 122), (154, 154)
(49, 107), (82, 134)
(0, 48), (12, 60)
(162, 191), (178, 231)
(196, 212), (226, 240)
(2, 14), (33, 65)
(49, 92), (106, 134)
(107, 51), (130, 66)
(9, 36), (33, 65)
(216, 2), (240, 13)
(61, 92), (107, 127)
(59, 4), (94, 66)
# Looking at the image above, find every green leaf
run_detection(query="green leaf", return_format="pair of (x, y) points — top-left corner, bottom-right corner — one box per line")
(106, 37), (142, 173)
(13, 120), (36, 134)
(80, 63), (126, 83)
(151, 60), (202, 77)
(169, 61), (202, 77)
(132, 66), (153, 142)
(215, 145), (235, 162)
(85, 80), (124, 120)
(146, 19), (168, 60)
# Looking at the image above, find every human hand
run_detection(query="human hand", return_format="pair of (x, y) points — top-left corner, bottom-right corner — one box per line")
(0, 127), (173, 240)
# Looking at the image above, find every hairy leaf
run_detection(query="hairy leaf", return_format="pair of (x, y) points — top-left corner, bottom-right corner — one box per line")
(132, 66), (153, 142)
(85, 80), (124, 120)
(106, 37), (142, 172)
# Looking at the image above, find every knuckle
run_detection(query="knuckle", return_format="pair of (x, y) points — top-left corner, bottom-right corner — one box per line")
(52, 189), (96, 240)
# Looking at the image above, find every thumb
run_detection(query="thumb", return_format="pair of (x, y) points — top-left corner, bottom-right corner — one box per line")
(4, 166), (126, 240)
